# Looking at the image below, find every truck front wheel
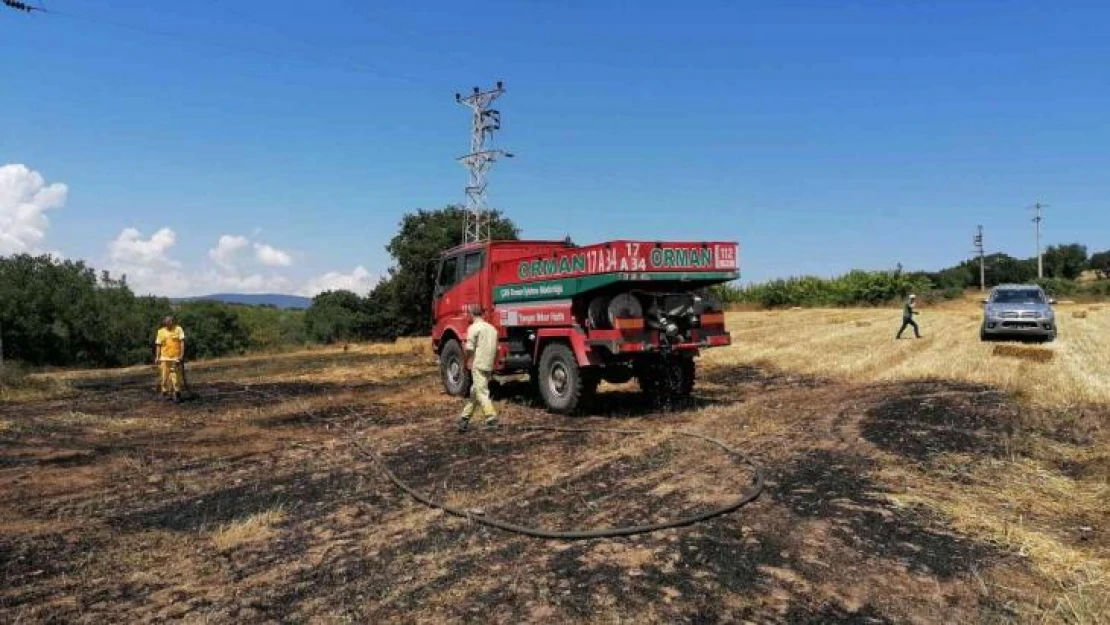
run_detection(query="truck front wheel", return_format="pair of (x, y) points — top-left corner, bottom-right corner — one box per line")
(439, 339), (471, 397)
(538, 343), (584, 414)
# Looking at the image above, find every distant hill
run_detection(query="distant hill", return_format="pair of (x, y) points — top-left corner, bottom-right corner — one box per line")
(172, 293), (312, 309)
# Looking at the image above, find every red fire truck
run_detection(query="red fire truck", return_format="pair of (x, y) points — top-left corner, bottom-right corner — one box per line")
(431, 239), (739, 413)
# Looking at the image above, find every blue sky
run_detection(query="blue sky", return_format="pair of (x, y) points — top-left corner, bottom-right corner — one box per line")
(2, 0), (1107, 296)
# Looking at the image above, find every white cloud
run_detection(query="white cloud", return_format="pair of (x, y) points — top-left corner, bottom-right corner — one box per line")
(208, 234), (292, 270)
(200, 234), (294, 292)
(106, 228), (374, 298)
(197, 270), (293, 293)
(0, 163), (68, 256)
(4, 168), (377, 301)
(253, 242), (292, 267)
(300, 265), (379, 296)
(110, 227), (180, 267)
(208, 234), (249, 269)
(107, 227), (191, 296)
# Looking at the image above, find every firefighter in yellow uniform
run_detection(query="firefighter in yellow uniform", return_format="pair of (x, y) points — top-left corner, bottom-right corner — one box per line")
(459, 305), (500, 432)
(154, 316), (187, 401)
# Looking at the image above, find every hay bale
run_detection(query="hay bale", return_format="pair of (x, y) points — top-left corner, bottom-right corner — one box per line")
(992, 344), (1055, 363)
(1073, 311), (1088, 319)
(854, 321), (872, 328)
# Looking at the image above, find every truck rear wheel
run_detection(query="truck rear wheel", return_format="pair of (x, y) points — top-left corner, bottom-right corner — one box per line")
(439, 339), (471, 397)
(538, 343), (584, 414)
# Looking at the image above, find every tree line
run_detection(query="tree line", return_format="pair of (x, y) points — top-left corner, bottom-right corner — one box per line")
(2, 204), (1105, 368)
(714, 243), (1110, 308)
(0, 206), (515, 368)
(0, 254), (305, 368)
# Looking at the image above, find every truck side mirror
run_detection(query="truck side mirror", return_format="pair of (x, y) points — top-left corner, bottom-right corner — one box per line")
(1049, 299), (1057, 305)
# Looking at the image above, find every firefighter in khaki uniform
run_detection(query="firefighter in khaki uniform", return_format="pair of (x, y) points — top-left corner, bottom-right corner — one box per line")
(458, 305), (500, 432)
(154, 316), (187, 400)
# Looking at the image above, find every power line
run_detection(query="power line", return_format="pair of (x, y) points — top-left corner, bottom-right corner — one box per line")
(455, 81), (513, 245)
(11, 3), (427, 84)
(2, 0), (45, 13)
(195, 0), (427, 84)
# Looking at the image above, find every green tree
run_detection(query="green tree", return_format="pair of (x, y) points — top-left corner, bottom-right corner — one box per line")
(0, 254), (312, 367)
(130, 295), (175, 363)
(0, 254), (177, 367)
(1043, 243), (1088, 280)
(937, 263), (976, 290)
(176, 301), (251, 359)
(362, 278), (403, 341)
(0, 254), (100, 365)
(90, 276), (173, 366)
(304, 290), (366, 344)
(373, 206), (519, 337)
(984, 253), (1037, 286)
(234, 304), (307, 351)
(1088, 250), (1110, 279)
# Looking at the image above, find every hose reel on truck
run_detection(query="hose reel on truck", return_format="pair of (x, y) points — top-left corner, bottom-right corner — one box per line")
(587, 292), (644, 330)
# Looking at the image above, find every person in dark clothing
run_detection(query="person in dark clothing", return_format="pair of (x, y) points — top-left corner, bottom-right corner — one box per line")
(896, 294), (921, 339)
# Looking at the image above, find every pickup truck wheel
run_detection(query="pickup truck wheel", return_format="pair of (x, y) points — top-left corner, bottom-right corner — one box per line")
(439, 339), (471, 397)
(538, 343), (583, 414)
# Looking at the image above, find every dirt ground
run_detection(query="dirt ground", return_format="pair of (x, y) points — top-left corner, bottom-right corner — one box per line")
(1, 311), (1108, 624)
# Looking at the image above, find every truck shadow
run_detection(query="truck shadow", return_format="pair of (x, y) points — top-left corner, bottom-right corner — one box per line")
(491, 379), (726, 418)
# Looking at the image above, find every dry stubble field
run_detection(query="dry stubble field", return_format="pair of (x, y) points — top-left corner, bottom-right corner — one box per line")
(1, 301), (1108, 624)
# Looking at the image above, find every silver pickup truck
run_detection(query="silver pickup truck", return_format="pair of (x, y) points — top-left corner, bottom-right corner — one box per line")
(980, 284), (1057, 342)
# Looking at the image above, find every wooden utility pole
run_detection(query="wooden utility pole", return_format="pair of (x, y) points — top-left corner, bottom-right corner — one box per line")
(1032, 202), (1046, 279)
(973, 225), (985, 291)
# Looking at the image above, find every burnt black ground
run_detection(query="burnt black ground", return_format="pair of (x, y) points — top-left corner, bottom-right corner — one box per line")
(1, 349), (1101, 623)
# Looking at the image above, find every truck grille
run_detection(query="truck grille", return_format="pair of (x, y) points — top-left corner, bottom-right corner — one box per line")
(1001, 321), (1038, 329)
